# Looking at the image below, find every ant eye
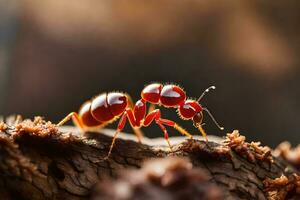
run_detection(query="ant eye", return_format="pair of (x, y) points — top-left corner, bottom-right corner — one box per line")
(192, 112), (203, 127)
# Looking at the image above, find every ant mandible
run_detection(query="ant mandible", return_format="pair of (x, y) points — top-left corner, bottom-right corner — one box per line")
(57, 83), (224, 159)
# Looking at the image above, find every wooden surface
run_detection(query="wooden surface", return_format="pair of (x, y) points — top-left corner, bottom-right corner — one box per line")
(0, 117), (299, 200)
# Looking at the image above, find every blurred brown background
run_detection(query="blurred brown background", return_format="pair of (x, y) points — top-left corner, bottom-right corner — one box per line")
(1, 0), (300, 147)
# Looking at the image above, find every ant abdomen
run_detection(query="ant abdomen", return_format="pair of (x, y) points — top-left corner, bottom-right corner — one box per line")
(79, 101), (102, 127)
(77, 92), (128, 128)
(91, 93), (128, 122)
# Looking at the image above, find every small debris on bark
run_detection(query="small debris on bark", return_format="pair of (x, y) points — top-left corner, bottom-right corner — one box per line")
(263, 173), (300, 200)
(224, 130), (273, 163)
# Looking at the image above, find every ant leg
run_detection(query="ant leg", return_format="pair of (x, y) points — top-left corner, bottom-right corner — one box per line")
(105, 107), (145, 159)
(156, 121), (173, 152)
(57, 112), (84, 130)
(126, 95), (145, 141)
(143, 109), (160, 126)
(126, 94), (135, 109)
(105, 113), (127, 159)
(125, 108), (143, 143)
(143, 109), (169, 148)
(133, 127), (143, 143)
(158, 118), (193, 139)
(143, 109), (174, 151)
(144, 110), (192, 139)
(197, 125), (208, 142)
(147, 104), (156, 113)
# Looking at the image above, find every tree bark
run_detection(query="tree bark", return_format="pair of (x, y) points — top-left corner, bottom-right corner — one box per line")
(0, 117), (299, 200)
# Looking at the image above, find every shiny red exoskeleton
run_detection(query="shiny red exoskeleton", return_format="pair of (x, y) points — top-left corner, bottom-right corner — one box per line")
(58, 83), (224, 159)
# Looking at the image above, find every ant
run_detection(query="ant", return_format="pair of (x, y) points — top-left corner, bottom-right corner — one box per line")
(57, 83), (224, 159)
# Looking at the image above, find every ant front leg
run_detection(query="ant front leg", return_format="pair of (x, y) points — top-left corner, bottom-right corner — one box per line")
(143, 109), (193, 152)
(57, 112), (85, 131)
(158, 118), (193, 139)
(143, 109), (173, 152)
(197, 125), (208, 142)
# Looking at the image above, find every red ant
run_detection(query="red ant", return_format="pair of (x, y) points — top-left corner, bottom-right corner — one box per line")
(57, 83), (224, 159)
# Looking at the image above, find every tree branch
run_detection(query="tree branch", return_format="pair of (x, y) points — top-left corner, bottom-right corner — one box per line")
(0, 117), (299, 200)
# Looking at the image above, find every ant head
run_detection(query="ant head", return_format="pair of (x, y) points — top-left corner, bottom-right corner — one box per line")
(178, 100), (202, 120)
(178, 86), (224, 131)
(192, 111), (203, 128)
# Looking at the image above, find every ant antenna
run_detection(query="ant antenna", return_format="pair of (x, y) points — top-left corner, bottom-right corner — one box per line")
(197, 86), (216, 102)
(203, 107), (224, 130)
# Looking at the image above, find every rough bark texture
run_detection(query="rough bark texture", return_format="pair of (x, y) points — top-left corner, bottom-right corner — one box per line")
(0, 117), (299, 200)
